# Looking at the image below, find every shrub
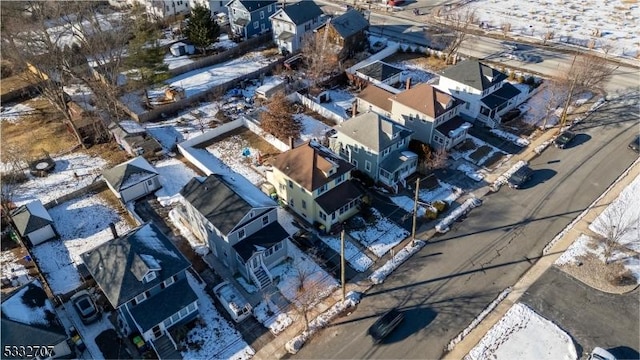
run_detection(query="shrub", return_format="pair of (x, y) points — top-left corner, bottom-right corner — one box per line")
(432, 200), (448, 213)
(424, 207), (438, 220)
(608, 270), (636, 287)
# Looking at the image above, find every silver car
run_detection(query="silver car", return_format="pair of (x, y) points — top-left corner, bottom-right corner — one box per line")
(70, 290), (100, 325)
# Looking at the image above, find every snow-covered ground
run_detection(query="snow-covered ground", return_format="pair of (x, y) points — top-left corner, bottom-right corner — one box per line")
(490, 129), (530, 147)
(205, 135), (270, 186)
(0, 103), (36, 123)
(318, 90), (355, 119)
(295, 113), (333, 145)
(31, 194), (133, 295)
(556, 173), (640, 282)
(466, 0), (640, 59)
(153, 157), (199, 206)
(390, 61), (438, 85)
(457, 163), (486, 182)
(182, 272), (254, 360)
(452, 135), (506, 166)
(168, 208), (209, 256)
(317, 234), (374, 272)
(277, 207), (301, 235)
(466, 303), (577, 360)
(271, 244), (339, 308)
(349, 208), (410, 258)
(253, 301), (293, 335)
(518, 85), (593, 128)
(391, 179), (463, 216)
(9, 152), (107, 207)
(0, 250), (31, 288)
(56, 298), (116, 360)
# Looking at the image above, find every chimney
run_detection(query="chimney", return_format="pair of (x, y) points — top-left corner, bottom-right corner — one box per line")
(352, 102), (357, 117)
(109, 222), (118, 239)
(289, 137), (295, 149)
(406, 76), (412, 90)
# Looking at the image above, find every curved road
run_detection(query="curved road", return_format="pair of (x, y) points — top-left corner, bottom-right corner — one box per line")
(293, 94), (639, 358)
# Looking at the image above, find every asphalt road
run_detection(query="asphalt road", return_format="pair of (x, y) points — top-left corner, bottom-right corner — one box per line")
(520, 267), (640, 360)
(293, 93), (639, 358)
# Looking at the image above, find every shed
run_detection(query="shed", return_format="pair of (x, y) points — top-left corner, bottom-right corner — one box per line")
(355, 61), (403, 86)
(108, 120), (164, 159)
(102, 156), (161, 203)
(169, 42), (196, 57)
(10, 200), (56, 246)
(255, 77), (286, 100)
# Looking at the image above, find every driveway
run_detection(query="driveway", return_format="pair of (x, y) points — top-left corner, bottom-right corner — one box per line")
(520, 267), (639, 360)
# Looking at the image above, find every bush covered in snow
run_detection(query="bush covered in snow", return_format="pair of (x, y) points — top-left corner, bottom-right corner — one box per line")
(370, 240), (426, 284)
(435, 198), (482, 233)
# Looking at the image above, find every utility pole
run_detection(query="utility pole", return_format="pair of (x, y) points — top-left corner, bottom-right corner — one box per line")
(558, 55), (578, 134)
(340, 230), (346, 302)
(411, 178), (420, 245)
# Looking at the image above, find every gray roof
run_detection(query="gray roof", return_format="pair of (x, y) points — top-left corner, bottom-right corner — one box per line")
(315, 180), (363, 214)
(128, 278), (197, 332)
(379, 149), (418, 173)
(279, 1), (323, 25)
(1, 280), (67, 354)
(102, 156), (158, 191)
(227, 0), (276, 12)
(10, 200), (53, 236)
(439, 60), (507, 91)
(336, 112), (412, 152)
(81, 223), (191, 308)
(480, 82), (522, 109)
(180, 174), (276, 235)
(232, 222), (289, 261)
(356, 61), (403, 82)
(330, 9), (368, 39)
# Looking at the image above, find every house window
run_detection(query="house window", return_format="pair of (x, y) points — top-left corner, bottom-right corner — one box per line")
(465, 102), (470, 110)
(332, 212), (336, 220)
(260, 11), (264, 19)
(353, 146), (359, 153)
(302, 200), (307, 209)
(163, 318), (172, 328)
(179, 308), (188, 317)
(187, 302), (197, 313)
(133, 292), (147, 305)
(268, 4), (272, 11)
(290, 199), (294, 208)
(288, 180), (293, 188)
(171, 312), (180, 323)
(274, 242), (282, 251)
(280, 183), (286, 191)
(319, 211), (326, 220)
(382, 148), (390, 157)
(262, 215), (269, 226)
(144, 271), (157, 283)
(161, 275), (176, 289)
(232, 8), (236, 14)
(398, 138), (405, 146)
(318, 183), (328, 195)
(352, 159), (358, 168)
(365, 160), (372, 172)
(335, 174), (345, 185)
(254, 21), (259, 29)
(238, 228), (246, 239)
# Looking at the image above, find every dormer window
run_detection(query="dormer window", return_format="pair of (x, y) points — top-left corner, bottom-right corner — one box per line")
(133, 292), (148, 305)
(144, 271), (157, 283)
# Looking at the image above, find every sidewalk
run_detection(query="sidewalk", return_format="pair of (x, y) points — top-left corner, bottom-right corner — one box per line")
(443, 158), (640, 360)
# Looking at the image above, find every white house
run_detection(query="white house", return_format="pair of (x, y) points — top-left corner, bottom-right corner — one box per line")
(269, 0), (324, 54)
(434, 59), (524, 128)
(10, 200), (57, 246)
(102, 156), (161, 203)
(190, 0), (227, 15)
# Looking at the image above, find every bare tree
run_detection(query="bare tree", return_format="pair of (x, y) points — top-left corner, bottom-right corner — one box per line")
(425, 147), (449, 171)
(291, 265), (324, 331)
(259, 92), (302, 142)
(567, 53), (617, 89)
(300, 31), (339, 86)
(0, 145), (29, 217)
(440, 8), (476, 64)
(591, 197), (634, 265)
(527, 79), (570, 129)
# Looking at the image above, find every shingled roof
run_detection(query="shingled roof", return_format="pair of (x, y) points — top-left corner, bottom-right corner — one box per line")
(391, 83), (463, 118)
(439, 59), (507, 91)
(276, 1), (323, 25)
(10, 200), (53, 236)
(336, 112), (412, 152)
(228, 0), (276, 12)
(102, 156), (157, 191)
(329, 9), (369, 39)
(356, 61), (402, 82)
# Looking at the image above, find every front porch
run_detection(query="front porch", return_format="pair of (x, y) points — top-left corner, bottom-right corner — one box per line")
(316, 180), (364, 233)
(233, 223), (290, 289)
(478, 83), (522, 128)
(434, 115), (473, 150)
(379, 150), (418, 192)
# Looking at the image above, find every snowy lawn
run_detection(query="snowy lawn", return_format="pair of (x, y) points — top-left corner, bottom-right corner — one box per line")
(349, 208), (410, 258)
(168, 208), (209, 256)
(457, 163), (486, 182)
(0, 250), (32, 288)
(466, 303), (577, 360)
(317, 89), (355, 119)
(317, 234), (374, 272)
(390, 61), (437, 85)
(295, 113), (333, 145)
(0, 103), (36, 123)
(164, 53), (194, 70)
(391, 179), (463, 216)
(31, 194), (133, 295)
(153, 157), (199, 206)
(452, 135), (506, 166)
(10, 152), (107, 207)
(277, 207), (301, 235)
(270, 244), (339, 308)
(205, 134), (271, 186)
(182, 272), (254, 360)
(490, 129), (530, 147)
(556, 174), (640, 282)
(253, 301), (293, 335)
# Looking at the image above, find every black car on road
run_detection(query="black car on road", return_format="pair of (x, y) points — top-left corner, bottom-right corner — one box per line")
(508, 165), (533, 189)
(368, 308), (404, 344)
(629, 135), (640, 153)
(554, 131), (576, 149)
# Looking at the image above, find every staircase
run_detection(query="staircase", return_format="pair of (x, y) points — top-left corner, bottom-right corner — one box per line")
(152, 335), (181, 360)
(252, 265), (272, 289)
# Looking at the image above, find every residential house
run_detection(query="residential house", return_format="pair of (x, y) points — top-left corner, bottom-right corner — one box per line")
(102, 156), (161, 203)
(390, 83), (471, 150)
(145, 0), (191, 20)
(226, 0), (277, 40)
(1, 280), (73, 359)
(178, 174), (289, 288)
(267, 141), (363, 232)
(355, 84), (395, 118)
(331, 112), (417, 192)
(435, 59), (525, 128)
(354, 61), (403, 87)
(108, 120), (164, 160)
(314, 9), (369, 60)
(10, 200), (57, 246)
(81, 223), (198, 359)
(269, 0), (324, 54)
(190, 0), (227, 15)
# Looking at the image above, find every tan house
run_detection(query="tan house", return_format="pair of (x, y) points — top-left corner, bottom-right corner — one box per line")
(267, 141), (363, 233)
(355, 84), (395, 118)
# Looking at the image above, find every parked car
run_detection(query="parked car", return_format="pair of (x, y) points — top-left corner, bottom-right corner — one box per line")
(589, 347), (617, 360)
(70, 290), (100, 324)
(629, 135), (640, 153)
(554, 130), (576, 149)
(368, 308), (404, 344)
(508, 165), (533, 189)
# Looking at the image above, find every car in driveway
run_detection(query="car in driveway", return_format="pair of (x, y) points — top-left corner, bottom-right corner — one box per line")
(554, 130), (576, 149)
(589, 347), (617, 360)
(629, 135), (640, 153)
(368, 308), (404, 344)
(508, 165), (533, 189)
(70, 290), (100, 325)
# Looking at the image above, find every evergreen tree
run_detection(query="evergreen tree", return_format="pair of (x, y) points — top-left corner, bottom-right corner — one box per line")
(185, 4), (220, 54)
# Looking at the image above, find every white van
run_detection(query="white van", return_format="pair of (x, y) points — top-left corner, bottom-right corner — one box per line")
(212, 281), (252, 323)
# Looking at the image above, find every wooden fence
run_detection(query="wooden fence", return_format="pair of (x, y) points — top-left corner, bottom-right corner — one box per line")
(43, 180), (107, 209)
